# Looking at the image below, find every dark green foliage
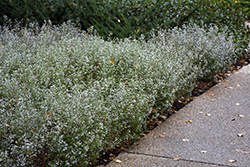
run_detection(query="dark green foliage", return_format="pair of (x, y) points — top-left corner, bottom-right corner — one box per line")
(0, 0), (82, 28)
(191, 0), (250, 57)
(0, 0), (249, 57)
(0, 1), (247, 35)
(82, 0), (199, 40)
(0, 0), (248, 41)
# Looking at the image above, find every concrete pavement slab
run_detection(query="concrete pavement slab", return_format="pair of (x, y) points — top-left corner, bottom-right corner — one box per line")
(107, 64), (250, 167)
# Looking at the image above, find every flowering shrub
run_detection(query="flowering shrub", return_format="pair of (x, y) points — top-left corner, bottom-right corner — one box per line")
(0, 21), (237, 166)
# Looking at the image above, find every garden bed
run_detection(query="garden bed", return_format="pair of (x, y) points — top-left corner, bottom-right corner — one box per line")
(0, 20), (245, 166)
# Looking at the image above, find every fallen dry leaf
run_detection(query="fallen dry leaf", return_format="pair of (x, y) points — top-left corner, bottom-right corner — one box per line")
(161, 115), (167, 120)
(183, 120), (193, 124)
(238, 115), (245, 118)
(240, 58), (245, 64)
(152, 108), (157, 113)
(115, 159), (122, 163)
(110, 59), (115, 64)
(229, 160), (237, 163)
(182, 139), (189, 142)
(235, 149), (250, 154)
(169, 109), (176, 113)
(237, 133), (247, 137)
(232, 70), (237, 73)
(160, 134), (165, 138)
(46, 112), (52, 118)
(236, 149), (243, 152)
(147, 120), (156, 126)
(224, 80), (229, 82)
(173, 158), (180, 161)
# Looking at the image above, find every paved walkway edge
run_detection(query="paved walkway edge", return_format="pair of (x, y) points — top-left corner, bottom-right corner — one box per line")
(107, 64), (250, 167)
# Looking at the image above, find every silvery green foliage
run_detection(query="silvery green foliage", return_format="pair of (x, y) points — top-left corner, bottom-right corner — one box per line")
(142, 23), (237, 111)
(0, 21), (237, 166)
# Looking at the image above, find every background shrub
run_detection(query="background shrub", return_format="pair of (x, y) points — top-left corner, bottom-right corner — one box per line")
(0, 20), (237, 166)
(0, 0), (249, 56)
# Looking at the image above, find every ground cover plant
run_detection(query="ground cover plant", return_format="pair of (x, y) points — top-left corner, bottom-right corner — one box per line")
(0, 20), (238, 166)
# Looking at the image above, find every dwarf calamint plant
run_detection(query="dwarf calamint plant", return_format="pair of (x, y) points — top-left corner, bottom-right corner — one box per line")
(0, 21), (237, 166)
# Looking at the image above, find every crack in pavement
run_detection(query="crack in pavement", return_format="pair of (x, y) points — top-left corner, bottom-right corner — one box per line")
(123, 151), (235, 167)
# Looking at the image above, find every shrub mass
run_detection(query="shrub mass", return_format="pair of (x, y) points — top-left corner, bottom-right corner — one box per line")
(0, 21), (238, 166)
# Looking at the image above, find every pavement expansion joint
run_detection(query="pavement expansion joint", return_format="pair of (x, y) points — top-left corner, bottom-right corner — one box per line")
(124, 151), (235, 167)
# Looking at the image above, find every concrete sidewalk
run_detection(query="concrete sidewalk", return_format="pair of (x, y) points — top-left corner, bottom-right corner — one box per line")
(107, 64), (250, 167)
